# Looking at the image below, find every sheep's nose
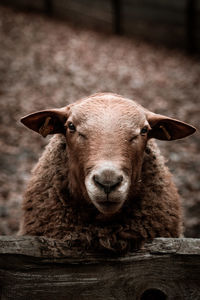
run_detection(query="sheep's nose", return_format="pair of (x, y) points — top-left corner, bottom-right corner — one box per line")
(93, 169), (123, 194)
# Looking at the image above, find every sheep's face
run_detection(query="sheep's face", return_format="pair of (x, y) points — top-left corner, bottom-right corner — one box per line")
(66, 95), (150, 215)
(21, 93), (196, 216)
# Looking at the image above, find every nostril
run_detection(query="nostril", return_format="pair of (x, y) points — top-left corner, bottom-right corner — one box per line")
(93, 175), (106, 190)
(93, 175), (100, 185)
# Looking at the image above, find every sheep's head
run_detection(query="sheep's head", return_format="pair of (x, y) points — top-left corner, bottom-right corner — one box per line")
(21, 93), (196, 215)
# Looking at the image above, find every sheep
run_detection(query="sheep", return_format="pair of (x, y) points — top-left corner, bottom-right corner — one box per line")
(19, 93), (196, 253)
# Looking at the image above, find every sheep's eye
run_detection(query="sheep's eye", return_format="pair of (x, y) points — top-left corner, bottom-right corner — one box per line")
(68, 122), (76, 132)
(140, 127), (148, 135)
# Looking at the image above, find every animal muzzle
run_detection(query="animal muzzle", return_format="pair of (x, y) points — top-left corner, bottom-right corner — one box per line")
(93, 171), (123, 194)
(85, 162), (130, 215)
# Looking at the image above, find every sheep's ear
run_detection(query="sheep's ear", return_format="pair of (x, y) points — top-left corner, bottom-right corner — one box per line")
(147, 112), (196, 141)
(20, 108), (68, 137)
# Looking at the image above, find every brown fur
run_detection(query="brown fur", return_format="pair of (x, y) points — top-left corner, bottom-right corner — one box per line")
(19, 93), (195, 253)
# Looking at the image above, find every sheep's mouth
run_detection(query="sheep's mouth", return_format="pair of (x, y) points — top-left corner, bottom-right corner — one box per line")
(99, 201), (120, 207)
(95, 200), (122, 215)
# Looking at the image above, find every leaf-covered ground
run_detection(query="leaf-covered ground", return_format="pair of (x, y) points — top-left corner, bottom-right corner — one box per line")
(0, 5), (199, 237)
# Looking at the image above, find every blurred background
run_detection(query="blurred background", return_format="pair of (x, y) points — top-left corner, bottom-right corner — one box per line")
(0, 1), (199, 237)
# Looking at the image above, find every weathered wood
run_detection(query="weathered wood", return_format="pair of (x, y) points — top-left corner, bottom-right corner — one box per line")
(0, 237), (200, 299)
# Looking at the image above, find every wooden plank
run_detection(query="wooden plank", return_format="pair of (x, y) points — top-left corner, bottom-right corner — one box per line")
(0, 237), (200, 299)
(0, 236), (200, 259)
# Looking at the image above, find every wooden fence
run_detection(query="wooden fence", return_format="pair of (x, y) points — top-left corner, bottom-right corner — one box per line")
(0, 236), (200, 299)
(1, 0), (200, 53)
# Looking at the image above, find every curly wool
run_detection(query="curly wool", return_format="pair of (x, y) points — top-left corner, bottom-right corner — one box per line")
(19, 134), (182, 253)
